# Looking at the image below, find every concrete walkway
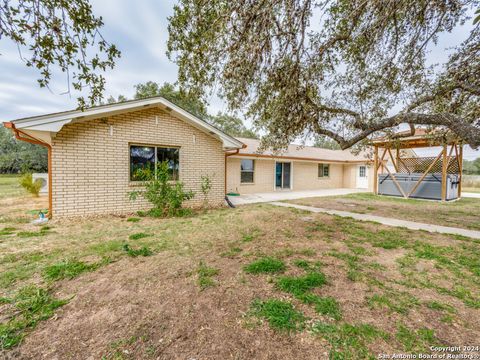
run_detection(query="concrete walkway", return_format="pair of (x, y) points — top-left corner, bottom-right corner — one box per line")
(463, 192), (480, 199)
(270, 201), (480, 239)
(228, 188), (367, 206)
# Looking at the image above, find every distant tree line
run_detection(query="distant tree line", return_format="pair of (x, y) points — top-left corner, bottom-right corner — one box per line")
(463, 158), (480, 175)
(0, 127), (47, 173)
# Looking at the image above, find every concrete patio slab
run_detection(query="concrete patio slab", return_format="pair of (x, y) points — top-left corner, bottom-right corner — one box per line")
(270, 202), (480, 239)
(228, 188), (367, 206)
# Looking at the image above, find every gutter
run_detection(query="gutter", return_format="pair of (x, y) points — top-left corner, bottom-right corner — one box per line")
(3, 122), (53, 219)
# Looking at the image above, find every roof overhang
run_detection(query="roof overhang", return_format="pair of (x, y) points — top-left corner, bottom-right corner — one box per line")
(3, 97), (245, 150)
(230, 152), (373, 164)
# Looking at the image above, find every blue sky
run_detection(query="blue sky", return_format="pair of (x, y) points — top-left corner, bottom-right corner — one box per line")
(0, 0), (478, 160)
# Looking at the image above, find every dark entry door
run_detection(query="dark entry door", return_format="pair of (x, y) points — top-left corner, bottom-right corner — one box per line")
(275, 162), (291, 189)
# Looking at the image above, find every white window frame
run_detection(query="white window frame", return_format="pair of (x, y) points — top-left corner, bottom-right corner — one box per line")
(318, 163), (330, 178)
(240, 159), (255, 184)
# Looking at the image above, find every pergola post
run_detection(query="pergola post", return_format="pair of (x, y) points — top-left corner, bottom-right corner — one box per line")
(441, 144), (448, 201)
(373, 146), (378, 195)
(458, 142), (463, 197)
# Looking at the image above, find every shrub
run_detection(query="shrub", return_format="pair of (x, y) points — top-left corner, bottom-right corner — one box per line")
(19, 173), (42, 197)
(129, 161), (195, 217)
(200, 174), (213, 208)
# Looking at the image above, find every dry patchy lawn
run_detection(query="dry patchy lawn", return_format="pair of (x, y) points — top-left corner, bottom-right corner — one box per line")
(1, 186), (480, 359)
(290, 192), (480, 231)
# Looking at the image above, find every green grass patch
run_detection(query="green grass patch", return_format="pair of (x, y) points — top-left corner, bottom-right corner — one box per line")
(43, 258), (109, 281)
(0, 227), (16, 236)
(244, 257), (286, 274)
(275, 271), (327, 296)
(366, 291), (419, 315)
(0, 285), (68, 349)
(241, 228), (262, 242)
(197, 261), (219, 290)
(328, 251), (363, 281)
(425, 300), (456, 313)
(122, 244), (153, 257)
(128, 232), (151, 240)
(312, 322), (388, 359)
(220, 246), (242, 258)
(292, 259), (322, 271)
(396, 324), (437, 352)
(299, 294), (342, 320)
(126, 217), (141, 222)
(251, 299), (305, 332)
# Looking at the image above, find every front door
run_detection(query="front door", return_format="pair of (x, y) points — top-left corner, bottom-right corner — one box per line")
(356, 165), (368, 189)
(275, 162), (291, 190)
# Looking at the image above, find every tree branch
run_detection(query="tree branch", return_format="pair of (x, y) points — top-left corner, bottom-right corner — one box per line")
(314, 112), (480, 149)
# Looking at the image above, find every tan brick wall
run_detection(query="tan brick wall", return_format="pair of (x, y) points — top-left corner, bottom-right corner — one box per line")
(343, 164), (374, 191)
(227, 157), (363, 193)
(51, 108), (225, 217)
(292, 162), (344, 190)
(226, 158), (275, 194)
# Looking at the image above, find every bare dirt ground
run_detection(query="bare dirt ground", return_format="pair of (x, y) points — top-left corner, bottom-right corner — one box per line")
(1, 186), (480, 359)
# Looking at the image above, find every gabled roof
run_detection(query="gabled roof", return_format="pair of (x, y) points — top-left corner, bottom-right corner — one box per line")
(234, 137), (371, 163)
(4, 96), (244, 150)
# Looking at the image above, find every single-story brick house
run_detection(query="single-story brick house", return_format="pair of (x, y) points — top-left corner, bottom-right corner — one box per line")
(4, 96), (373, 217)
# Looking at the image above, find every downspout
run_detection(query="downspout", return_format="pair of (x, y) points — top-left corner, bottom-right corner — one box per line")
(3, 122), (53, 219)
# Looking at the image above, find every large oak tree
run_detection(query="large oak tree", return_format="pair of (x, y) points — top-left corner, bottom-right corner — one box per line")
(167, 0), (480, 150)
(0, 0), (120, 107)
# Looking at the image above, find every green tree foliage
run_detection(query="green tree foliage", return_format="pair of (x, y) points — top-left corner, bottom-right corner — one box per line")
(209, 113), (258, 138)
(463, 159), (480, 175)
(167, 1), (480, 150)
(134, 81), (208, 119)
(313, 136), (341, 150)
(107, 82), (257, 138)
(0, 127), (47, 173)
(0, 0), (120, 107)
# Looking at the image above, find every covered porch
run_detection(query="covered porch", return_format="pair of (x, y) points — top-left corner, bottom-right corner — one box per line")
(227, 188), (368, 205)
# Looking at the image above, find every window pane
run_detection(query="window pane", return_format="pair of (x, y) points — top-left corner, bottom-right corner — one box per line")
(323, 165), (330, 177)
(241, 171), (254, 183)
(241, 159), (254, 171)
(130, 146), (155, 181)
(359, 166), (366, 177)
(318, 164), (324, 177)
(157, 147), (179, 180)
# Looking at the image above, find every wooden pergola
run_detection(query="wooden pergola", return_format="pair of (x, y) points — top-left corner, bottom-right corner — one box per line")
(371, 130), (464, 201)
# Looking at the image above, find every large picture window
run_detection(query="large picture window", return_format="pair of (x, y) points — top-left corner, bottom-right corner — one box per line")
(318, 163), (330, 178)
(240, 159), (255, 183)
(130, 145), (179, 181)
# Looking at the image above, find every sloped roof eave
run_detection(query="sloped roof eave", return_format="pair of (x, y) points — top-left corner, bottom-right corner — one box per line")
(4, 96), (245, 150)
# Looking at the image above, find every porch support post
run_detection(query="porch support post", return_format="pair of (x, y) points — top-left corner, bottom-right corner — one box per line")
(441, 144), (448, 201)
(373, 146), (378, 195)
(458, 142), (463, 197)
